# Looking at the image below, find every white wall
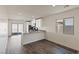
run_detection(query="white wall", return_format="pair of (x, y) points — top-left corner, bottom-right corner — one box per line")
(0, 6), (8, 53)
(42, 7), (79, 51)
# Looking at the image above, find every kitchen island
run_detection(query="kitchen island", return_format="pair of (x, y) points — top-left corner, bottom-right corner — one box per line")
(21, 30), (46, 45)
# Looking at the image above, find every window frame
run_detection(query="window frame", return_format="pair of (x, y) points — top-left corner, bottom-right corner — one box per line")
(63, 17), (74, 35)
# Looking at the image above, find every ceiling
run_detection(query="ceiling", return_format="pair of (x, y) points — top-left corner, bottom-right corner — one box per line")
(7, 5), (79, 21)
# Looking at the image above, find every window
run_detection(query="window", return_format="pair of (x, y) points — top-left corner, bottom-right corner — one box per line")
(31, 19), (42, 29)
(25, 21), (31, 33)
(31, 19), (36, 26)
(36, 19), (41, 29)
(56, 19), (63, 33)
(56, 17), (74, 35)
(63, 17), (74, 35)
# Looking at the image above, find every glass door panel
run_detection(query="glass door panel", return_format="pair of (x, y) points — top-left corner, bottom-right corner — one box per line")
(18, 24), (23, 33)
(12, 24), (18, 33)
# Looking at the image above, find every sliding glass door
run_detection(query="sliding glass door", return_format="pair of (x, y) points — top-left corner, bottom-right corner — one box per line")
(12, 24), (18, 33)
(18, 24), (23, 33)
(12, 24), (23, 34)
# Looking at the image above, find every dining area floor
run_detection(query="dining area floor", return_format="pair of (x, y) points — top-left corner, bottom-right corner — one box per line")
(6, 35), (77, 54)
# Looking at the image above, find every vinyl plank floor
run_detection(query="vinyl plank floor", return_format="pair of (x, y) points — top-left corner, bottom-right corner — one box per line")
(6, 35), (77, 54)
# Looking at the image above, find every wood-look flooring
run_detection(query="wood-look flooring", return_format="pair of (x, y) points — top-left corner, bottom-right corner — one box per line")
(6, 35), (77, 54)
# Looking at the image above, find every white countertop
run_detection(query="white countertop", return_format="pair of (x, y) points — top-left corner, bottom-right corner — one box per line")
(23, 30), (46, 35)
